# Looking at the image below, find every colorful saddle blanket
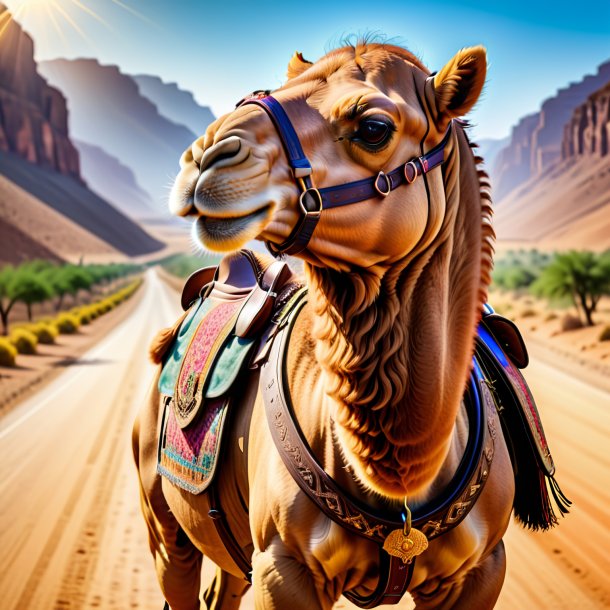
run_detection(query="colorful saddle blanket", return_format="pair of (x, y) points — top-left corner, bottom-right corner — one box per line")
(157, 296), (257, 494)
(156, 250), (297, 495)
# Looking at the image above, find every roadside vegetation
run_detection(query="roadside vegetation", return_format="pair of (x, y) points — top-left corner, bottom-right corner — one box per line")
(0, 260), (142, 336)
(157, 253), (221, 278)
(0, 259), (144, 369)
(492, 249), (610, 328)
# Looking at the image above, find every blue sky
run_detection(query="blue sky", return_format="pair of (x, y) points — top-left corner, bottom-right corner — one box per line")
(5, 0), (610, 141)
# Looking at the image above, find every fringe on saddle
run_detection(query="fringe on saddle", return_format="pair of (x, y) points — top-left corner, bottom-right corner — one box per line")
(477, 311), (571, 531)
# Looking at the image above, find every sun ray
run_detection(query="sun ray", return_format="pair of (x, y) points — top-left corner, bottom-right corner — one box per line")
(107, 0), (159, 29)
(67, 0), (114, 31)
(53, 1), (89, 42)
(1, 0), (161, 48)
(44, 1), (69, 50)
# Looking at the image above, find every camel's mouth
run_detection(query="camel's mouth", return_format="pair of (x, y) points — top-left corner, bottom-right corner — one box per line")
(193, 205), (272, 251)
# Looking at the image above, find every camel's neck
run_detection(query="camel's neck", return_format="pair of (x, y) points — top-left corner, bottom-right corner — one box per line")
(304, 130), (490, 499)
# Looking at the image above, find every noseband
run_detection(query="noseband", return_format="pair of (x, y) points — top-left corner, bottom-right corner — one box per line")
(239, 92), (452, 256)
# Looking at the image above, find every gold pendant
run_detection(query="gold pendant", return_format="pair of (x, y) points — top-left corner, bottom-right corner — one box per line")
(383, 527), (429, 564)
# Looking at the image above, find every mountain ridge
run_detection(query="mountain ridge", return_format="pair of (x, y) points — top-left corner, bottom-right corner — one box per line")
(492, 59), (610, 201)
(132, 74), (215, 138)
(494, 80), (610, 251)
(38, 58), (198, 211)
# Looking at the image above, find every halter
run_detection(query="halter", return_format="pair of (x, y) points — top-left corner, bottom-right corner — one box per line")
(239, 92), (453, 256)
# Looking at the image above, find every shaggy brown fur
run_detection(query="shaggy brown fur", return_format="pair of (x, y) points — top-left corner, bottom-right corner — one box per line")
(306, 123), (495, 494)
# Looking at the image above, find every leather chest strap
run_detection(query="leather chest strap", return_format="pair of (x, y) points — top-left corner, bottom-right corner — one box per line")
(261, 299), (413, 605)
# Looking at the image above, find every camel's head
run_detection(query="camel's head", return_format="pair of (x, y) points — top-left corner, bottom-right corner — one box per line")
(170, 43), (486, 272)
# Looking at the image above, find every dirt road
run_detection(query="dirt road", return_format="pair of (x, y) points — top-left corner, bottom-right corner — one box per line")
(0, 269), (178, 610)
(0, 270), (608, 609)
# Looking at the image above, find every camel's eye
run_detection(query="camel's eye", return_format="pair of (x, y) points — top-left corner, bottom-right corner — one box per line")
(352, 117), (395, 150)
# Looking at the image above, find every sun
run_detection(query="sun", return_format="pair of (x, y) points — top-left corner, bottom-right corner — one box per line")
(0, 0), (152, 46)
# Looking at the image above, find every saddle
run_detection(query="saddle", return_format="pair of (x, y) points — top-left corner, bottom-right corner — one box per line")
(155, 250), (569, 607)
(157, 250), (299, 490)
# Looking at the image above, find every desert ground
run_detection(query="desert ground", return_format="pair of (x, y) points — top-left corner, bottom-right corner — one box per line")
(0, 269), (609, 610)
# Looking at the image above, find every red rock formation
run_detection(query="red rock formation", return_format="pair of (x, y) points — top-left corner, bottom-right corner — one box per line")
(492, 60), (610, 201)
(563, 82), (610, 160)
(492, 113), (539, 200)
(0, 4), (82, 181)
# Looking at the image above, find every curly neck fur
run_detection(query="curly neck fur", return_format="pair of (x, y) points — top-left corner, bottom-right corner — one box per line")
(304, 126), (494, 498)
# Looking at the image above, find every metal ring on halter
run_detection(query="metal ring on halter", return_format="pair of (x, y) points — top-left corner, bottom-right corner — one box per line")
(374, 171), (392, 197)
(404, 160), (418, 184)
(299, 187), (323, 216)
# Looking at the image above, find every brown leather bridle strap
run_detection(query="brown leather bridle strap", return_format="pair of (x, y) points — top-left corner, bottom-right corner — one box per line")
(207, 482), (253, 581)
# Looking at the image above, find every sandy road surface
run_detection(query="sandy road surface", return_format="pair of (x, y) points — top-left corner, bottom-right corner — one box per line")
(0, 269), (180, 610)
(0, 271), (609, 609)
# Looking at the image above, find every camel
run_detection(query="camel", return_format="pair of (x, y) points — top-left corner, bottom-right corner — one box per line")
(133, 42), (559, 610)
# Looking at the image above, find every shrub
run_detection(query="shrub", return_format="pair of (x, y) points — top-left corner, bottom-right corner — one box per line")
(30, 322), (59, 344)
(9, 328), (38, 354)
(55, 313), (80, 334)
(101, 299), (116, 312)
(74, 308), (92, 325)
(560, 314), (584, 332)
(599, 325), (610, 342)
(86, 306), (100, 320)
(520, 308), (537, 318)
(0, 337), (17, 367)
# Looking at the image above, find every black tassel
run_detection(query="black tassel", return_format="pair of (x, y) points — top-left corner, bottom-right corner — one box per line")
(511, 445), (571, 530)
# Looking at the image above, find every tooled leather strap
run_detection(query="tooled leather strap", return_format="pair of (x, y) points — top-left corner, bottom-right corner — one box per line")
(261, 297), (496, 606)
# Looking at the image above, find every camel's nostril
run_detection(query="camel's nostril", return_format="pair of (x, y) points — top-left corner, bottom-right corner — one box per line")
(199, 136), (246, 173)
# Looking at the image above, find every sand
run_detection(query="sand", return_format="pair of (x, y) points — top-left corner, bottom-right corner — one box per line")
(0, 175), (120, 264)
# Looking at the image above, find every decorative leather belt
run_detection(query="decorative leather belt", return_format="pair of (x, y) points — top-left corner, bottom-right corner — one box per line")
(260, 294), (496, 607)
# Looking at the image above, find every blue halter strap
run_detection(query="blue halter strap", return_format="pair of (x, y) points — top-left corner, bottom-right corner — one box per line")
(240, 93), (453, 256)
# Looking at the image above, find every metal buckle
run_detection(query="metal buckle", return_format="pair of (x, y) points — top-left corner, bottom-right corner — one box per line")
(299, 187), (323, 216)
(404, 161), (418, 184)
(374, 171), (392, 197)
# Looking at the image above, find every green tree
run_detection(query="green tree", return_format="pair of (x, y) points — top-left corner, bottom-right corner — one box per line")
(0, 266), (17, 335)
(63, 266), (93, 305)
(0, 267), (54, 332)
(44, 266), (72, 311)
(11, 270), (54, 321)
(532, 250), (610, 326)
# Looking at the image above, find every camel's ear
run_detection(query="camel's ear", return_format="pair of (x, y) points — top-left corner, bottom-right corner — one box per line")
(432, 46), (486, 127)
(287, 51), (313, 79)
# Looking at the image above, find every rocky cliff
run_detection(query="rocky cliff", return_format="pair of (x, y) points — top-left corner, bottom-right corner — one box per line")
(0, 4), (81, 181)
(74, 140), (158, 220)
(38, 58), (197, 210)
(132, 74), (215, 137)
(494, 78), (610, 250)
(492, 60), (610, 201)
(493, 114), (539, 199)
(563, 82), (610, 160)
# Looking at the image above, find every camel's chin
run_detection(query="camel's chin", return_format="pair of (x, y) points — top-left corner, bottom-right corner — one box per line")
(192, 206), (272, 252)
